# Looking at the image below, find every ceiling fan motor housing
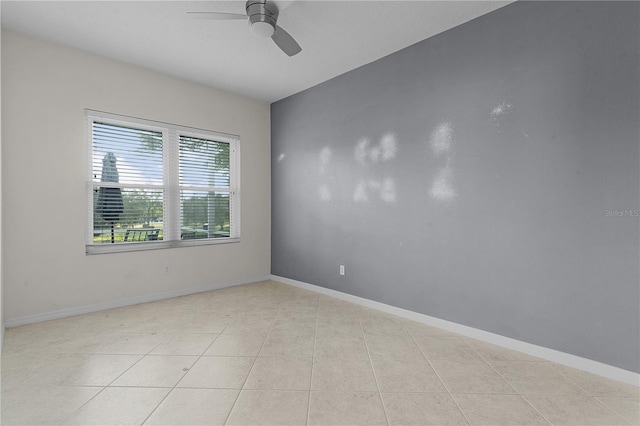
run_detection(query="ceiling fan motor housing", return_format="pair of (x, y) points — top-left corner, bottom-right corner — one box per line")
(246, 1), (277, 37)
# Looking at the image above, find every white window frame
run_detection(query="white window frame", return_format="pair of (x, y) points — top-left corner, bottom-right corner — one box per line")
(86, 110), (240, 254)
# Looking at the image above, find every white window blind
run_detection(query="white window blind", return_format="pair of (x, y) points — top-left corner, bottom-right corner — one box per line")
(86, 110), (240, 254)
(179, 136), (233, 240)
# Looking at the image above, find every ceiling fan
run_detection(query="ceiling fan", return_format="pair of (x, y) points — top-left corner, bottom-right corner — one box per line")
(187, 0), (302, 57)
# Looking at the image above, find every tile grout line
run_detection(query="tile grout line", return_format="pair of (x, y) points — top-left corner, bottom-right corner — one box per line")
(401, 320), (472, 426)
(58, 385), (109, 424)
(60, 330), (175, 424)
(489, 355), (631, 424)
(592, 396), (639, 425)
(546, 361), (635, 425)
(465, 341), (554, 426)
(221, 300), (282, 425)
(138, 312), (236, 425)
(548, 361), (637, 398)
(588, 397), (634, 425)
(306, 293), (321, 426)
(356, 307), (391, 426)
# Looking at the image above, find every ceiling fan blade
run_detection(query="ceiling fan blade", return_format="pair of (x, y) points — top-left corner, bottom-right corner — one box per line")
(186, 12), (247, 20)
(271, 25), (302, 56)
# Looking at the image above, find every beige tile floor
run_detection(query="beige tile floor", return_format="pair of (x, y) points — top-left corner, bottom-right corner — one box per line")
(1, 280), (638, 425)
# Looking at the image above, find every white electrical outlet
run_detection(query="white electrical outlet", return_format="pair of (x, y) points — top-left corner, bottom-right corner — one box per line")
(339, 265), (345, 276)
(163, 265), (171, 275)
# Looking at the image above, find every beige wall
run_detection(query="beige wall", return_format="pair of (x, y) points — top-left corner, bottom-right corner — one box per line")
(1, 30), (271, 321)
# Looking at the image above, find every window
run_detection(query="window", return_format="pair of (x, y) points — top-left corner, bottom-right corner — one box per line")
(86, 110), (240, 254)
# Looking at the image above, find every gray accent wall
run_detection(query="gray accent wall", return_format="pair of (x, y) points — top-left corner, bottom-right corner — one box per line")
(271, 1), (640, 373)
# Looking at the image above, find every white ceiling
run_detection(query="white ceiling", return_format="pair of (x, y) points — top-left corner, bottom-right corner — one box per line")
(1, 1), (511, 103)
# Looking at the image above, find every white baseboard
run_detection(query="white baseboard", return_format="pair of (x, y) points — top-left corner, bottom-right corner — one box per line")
(271, 274), (640, 387)
(4, 275), (271, 328)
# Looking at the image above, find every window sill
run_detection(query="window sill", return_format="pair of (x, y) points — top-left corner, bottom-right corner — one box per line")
(86, 237), (240, 255)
